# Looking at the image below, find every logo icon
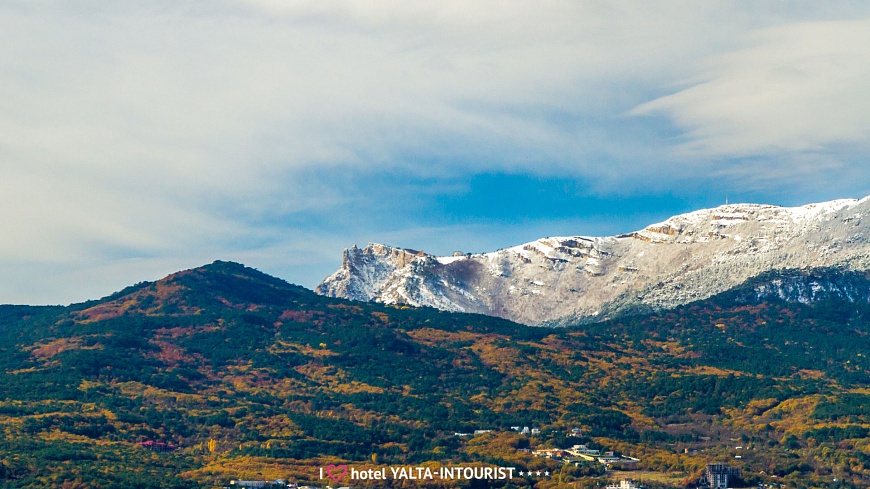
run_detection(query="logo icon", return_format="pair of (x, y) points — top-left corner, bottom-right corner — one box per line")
(326, 464), (348, 483)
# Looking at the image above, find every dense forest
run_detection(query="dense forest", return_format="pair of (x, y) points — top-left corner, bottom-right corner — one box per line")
(1, 261), (870, 488)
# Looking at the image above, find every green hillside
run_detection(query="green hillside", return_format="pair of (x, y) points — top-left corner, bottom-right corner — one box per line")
(1, 261), (870, 489)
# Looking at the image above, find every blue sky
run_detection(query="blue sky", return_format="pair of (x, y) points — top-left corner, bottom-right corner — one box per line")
(2, 1), (870, 304)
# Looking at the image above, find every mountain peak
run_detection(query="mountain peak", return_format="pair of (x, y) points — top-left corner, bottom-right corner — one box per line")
(317, 196), (870, 325)
(73, 261), (309, 322)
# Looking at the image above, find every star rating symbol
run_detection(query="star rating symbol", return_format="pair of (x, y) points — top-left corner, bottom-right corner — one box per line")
(518, 470), (550, 477)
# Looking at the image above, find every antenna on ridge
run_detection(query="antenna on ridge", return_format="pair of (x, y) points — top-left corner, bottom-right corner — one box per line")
(725, 195), (729, 205)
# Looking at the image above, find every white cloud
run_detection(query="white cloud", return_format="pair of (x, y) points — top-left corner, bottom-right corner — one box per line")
(2, 1), (870, 302)
(633, 19), (870, 159)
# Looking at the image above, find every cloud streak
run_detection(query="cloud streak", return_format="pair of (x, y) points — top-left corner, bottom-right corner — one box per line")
(1, 1), (870, 303)
(634, 20), (870, 160)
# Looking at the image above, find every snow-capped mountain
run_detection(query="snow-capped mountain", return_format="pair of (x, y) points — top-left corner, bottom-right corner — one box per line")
(316, 197), (870, 325)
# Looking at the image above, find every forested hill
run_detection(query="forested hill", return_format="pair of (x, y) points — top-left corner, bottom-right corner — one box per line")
(2, 261), (870, 489)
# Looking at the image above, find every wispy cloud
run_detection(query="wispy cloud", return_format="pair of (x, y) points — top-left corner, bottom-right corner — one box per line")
(633, 19), (870, 159)
(1, 1), (869, 302)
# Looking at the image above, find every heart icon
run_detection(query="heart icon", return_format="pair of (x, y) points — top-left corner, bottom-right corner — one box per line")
(326, 464), (348, 483)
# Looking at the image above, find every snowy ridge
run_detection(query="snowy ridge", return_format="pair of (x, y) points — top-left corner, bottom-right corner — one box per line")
(316, 197), (870, 325)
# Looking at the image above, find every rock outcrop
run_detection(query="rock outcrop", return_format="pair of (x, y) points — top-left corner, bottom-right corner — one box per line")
(317, 197), (870, 325)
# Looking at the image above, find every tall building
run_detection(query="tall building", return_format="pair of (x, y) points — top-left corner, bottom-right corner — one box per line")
(705, 463), (740, 489)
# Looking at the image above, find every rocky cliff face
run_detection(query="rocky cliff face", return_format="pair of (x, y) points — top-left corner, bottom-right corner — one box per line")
(316, 197), (870, 325)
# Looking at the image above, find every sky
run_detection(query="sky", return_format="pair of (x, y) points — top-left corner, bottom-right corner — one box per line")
(2, 1), (870, 304)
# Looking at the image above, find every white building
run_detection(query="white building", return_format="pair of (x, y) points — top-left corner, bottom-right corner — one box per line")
(605, 479), (642, 489)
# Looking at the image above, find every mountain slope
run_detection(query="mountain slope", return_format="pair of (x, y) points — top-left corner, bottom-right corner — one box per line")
(317, 197), (870, 325)
(3, 262), (870, 488)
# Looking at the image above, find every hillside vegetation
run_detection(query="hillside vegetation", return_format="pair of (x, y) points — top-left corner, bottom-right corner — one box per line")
(1, 261), (870, 488)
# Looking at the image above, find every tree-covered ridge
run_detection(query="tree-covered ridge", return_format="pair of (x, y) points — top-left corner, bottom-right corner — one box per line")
(1, 261), (869, 488)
